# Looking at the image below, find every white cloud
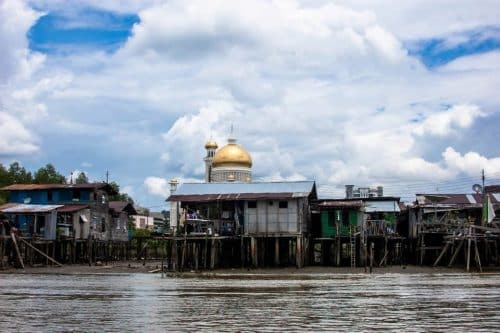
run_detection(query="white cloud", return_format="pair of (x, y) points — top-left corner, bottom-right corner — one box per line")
(413, 104), (485, 137)
(443, 147), (500, 177)
(0, 112), (39, 156)
(144, 176), (170, 198)
(4, 0), (500, 207)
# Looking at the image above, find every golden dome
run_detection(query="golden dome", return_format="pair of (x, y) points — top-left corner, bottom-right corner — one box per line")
(212, 141), (252, 168)
(204, 140), (218, 149)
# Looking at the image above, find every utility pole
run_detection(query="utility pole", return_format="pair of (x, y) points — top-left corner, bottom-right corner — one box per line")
(482, 169), (485, 193)
(106, 170), (109, 183)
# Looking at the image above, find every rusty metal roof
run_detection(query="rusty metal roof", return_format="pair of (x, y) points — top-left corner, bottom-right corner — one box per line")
(0, 204), (63, 213)
(168, 181), (317, 202)
(0, 183), (111, 191)
(416, 193), (500, 206)
(56, 204), (89, 213)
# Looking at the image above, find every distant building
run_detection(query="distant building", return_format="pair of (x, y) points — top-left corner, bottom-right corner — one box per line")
(131, 208), (154, 230)
(345, 185), (383, 199)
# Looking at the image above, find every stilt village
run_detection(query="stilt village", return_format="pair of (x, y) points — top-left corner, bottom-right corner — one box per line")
(1, 134), (499, 273)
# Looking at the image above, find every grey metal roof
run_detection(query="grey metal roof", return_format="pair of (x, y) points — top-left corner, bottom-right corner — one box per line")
(364, 200), (401, 213)
(168, 181), (316, 202)
(0, 204), (63, 214)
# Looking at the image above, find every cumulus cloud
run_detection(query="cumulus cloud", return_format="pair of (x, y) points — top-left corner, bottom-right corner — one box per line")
(413, 104), (485, 137)
(4, 0), (500, 206)
(443, 147), (500, 177)
(144, 176), (170, 198)
(0, 112), (39, 156)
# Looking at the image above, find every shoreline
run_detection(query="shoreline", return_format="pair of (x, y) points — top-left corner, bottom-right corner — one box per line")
(1, 261), (498, 276)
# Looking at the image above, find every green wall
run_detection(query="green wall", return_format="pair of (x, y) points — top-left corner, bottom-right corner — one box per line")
(321, 210), (359, 237)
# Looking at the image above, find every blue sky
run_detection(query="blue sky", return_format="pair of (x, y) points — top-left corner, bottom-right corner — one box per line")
(1, 0), (500, 208)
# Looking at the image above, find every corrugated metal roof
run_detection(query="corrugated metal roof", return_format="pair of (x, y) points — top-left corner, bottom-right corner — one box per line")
(315, 200), (364, 209)
(0, 183), (110, 191)
(168, 181), (316, 202)
(56, 204), (89, 213)
(416, 193), (499, 206)
(0, 204), (63, 213)
(364, 200), (400, 213)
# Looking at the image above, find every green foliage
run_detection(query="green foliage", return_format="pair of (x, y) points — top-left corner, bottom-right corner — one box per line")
(8, 162), (33, 183)
(33, 164), (66, 184)
(75, 172), (89, 184)
(108, 181), (135, 205)
(134, 228), (151, 238)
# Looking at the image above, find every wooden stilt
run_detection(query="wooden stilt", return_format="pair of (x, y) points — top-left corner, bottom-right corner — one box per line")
(240, 237), (245, 267)
(210, 238), (216, 270)
(10, 233), (24, 269)
(274, 237), (280, 266)
(433, 242), (451, 267)
(474, 239), (482, 273)
(251, 237), (257, 268)
(19, 238), (63, 266)
(369, 242), (374, 274)
(296, 236), (303, 268)
(467, 227), (472, 272)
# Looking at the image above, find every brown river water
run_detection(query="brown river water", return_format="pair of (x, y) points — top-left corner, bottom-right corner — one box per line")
(0, 273), (499, 332)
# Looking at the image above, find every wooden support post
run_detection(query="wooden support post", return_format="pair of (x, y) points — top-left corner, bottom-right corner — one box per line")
(296, 236), (303, 268)
(474, 239), (482, 273)
(10, 233), (24, 269)
(369, 242), (374, 274)
(420, 234), (425, 265)
(204, 235), (209, 269)
(433, 242), (451, 267)
(171, 239), (177, 271)
(274, 237), (280, 266)
(210, 238), (216, 270)
(240, 237), (245, 268)
(194, 242), (199, 271)
(19, 238), (63, 267)
(336, 237), (341, 267)
(251, 237), (257, 268)
(448, 240), (464, 267)
(467, 227), (472, 272)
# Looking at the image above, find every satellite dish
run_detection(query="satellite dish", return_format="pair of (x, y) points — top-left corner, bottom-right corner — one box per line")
(24, 197), (31, 204)
(472, 184), (483, 194)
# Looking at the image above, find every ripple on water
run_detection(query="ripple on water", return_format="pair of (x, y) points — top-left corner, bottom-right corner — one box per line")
(0, 273), (499, 332)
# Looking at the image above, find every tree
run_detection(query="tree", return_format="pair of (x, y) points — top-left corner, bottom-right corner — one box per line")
(75, 172), (89, 184)
(33, 164), (66, 184)
(108, 181), (135, 205)
(8, 162), (33, 183)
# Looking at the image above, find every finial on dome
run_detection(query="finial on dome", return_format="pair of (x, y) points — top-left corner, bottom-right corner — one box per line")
(228, 123), (237, 144)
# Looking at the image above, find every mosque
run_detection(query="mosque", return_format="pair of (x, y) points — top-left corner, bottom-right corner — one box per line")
(203, 134), (252, 183)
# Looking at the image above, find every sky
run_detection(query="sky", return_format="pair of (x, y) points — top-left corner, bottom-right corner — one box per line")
(1, 0), (500, 210)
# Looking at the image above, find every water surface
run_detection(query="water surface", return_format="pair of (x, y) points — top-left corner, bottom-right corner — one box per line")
(0, 273), (499, 332)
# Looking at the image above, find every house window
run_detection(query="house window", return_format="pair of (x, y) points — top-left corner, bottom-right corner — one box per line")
(47, 190), (53, 202)
(72, 190), (81, 201)
(101, 218), (106, 232)
(247, 201), (257, 209)
(140, 218), (146, 228)
(268, 201), (274, 206)
(279, 201), (288, 209)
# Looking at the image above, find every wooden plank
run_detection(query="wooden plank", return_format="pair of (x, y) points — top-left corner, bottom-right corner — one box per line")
(19, 238), (62, 267)
(448, 240), (464, 267)
(433, 242), (451, 267)
(10, 232), (24, 269)
(474, 240), (482, 273)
